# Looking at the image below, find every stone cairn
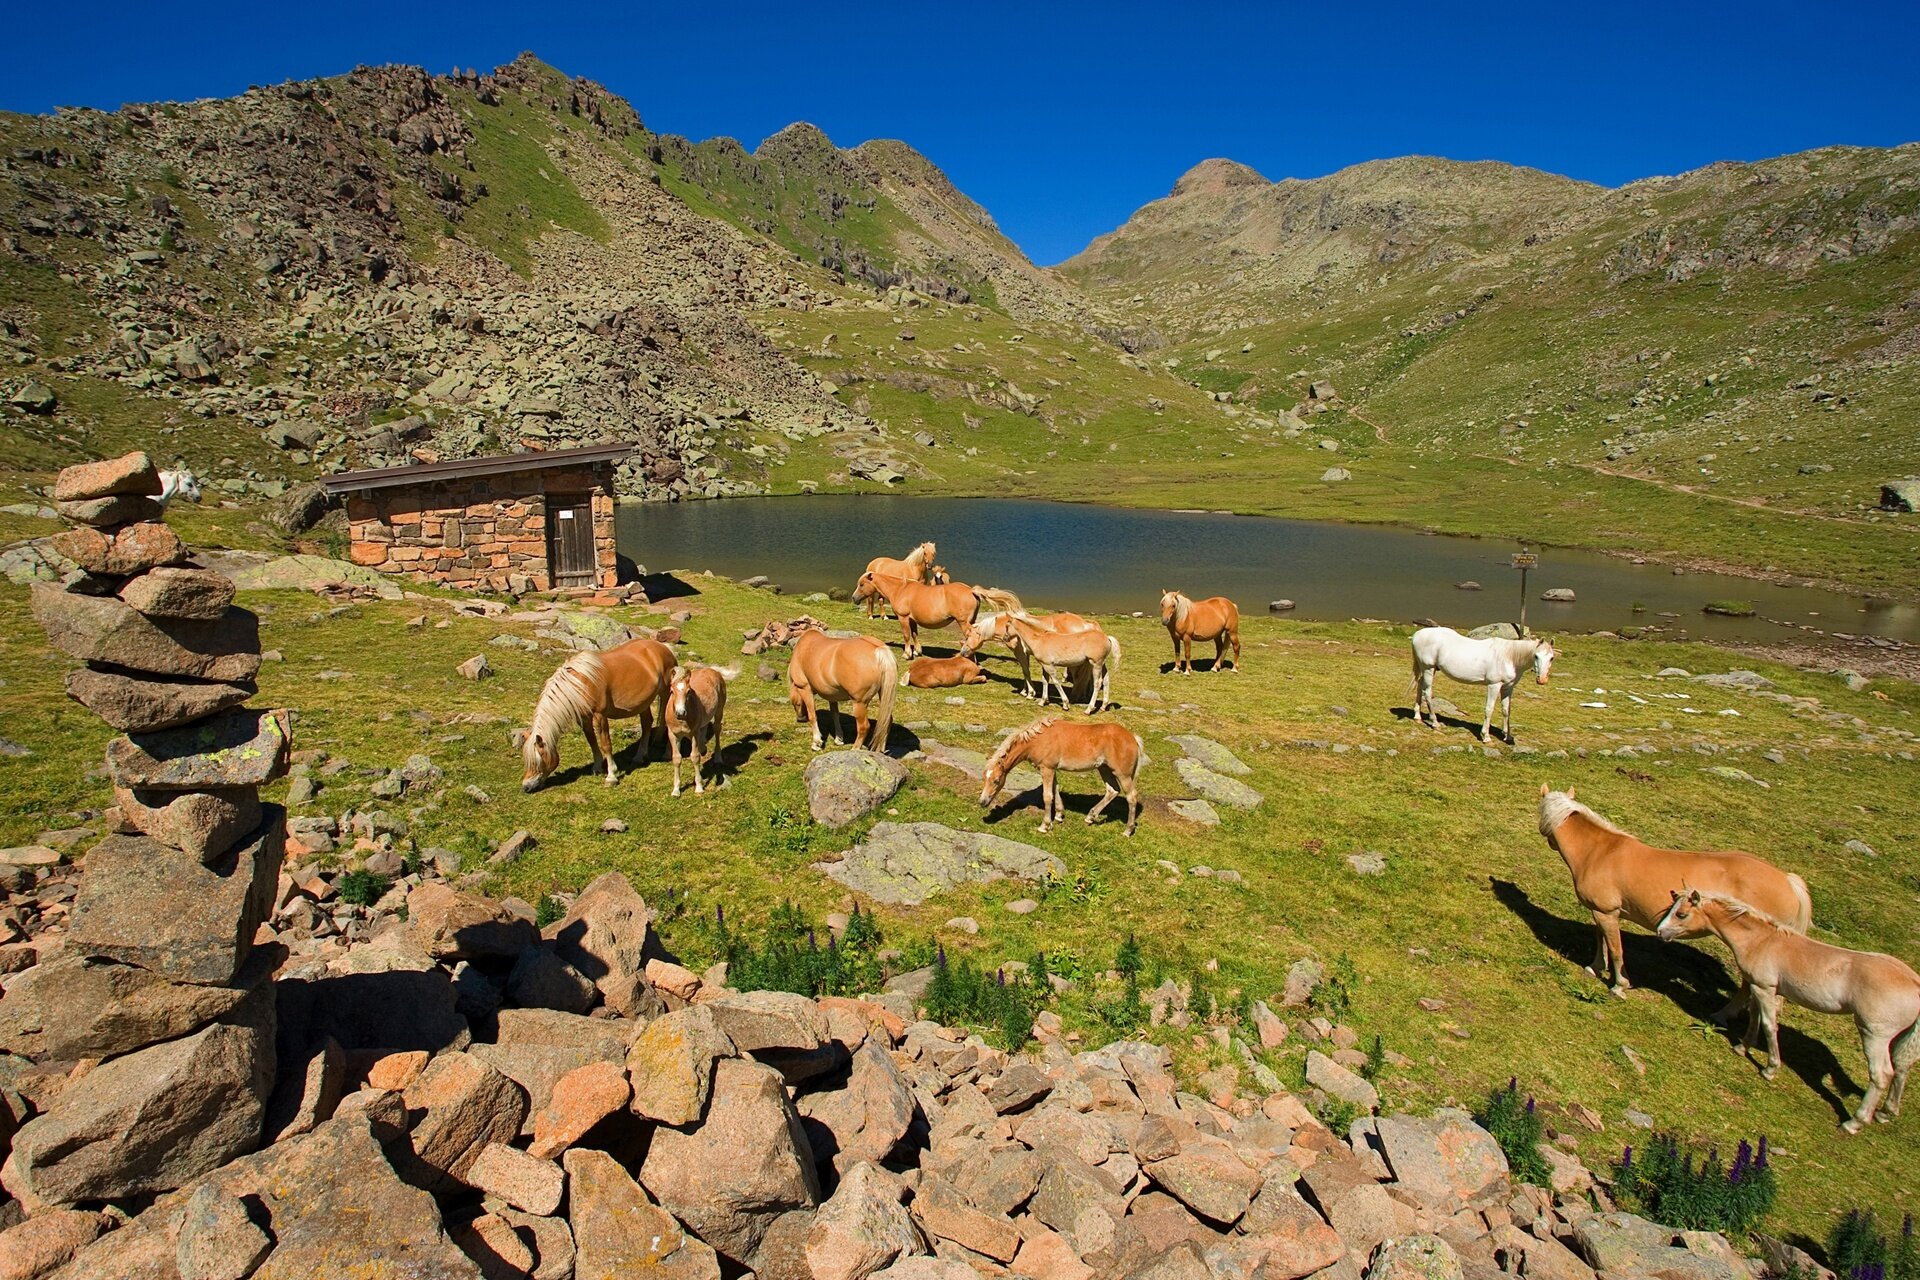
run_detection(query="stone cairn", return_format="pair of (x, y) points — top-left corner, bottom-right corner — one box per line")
(8, 450), (289, 1208)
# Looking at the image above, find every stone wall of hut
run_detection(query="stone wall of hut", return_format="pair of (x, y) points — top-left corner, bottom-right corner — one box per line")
(343, 463), (617, 592)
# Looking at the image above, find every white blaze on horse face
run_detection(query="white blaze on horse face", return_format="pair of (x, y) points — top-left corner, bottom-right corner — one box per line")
(1535, 643), (1556, 685)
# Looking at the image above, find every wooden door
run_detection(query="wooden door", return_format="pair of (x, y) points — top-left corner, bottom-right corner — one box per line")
(547, 497), (596, 588)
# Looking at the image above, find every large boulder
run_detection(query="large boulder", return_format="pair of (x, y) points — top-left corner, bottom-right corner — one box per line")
(804, 751), (909, 828)
(543, 871), (662, 1017)
(399, 1051), (530, 1189)
(566, 1147), (722, 1280)
(30, 585), (261, 683)
(0, 1209), (110, 1279)
(0, 949), (268, 1060)
(1238, 1175), (1345, 1279)
(119, 566), (236, 620)
(806, 1161), (921, 1280)
(640, 1057), (822, 1267)
(64, 667), (254, 734)
(50, 521), (187, 576)
(797, 1041), (915, 1173)
(105, 708), (291, 791)
(409, 882), (539, 961)
(67, 817), (283, 986)
(267, 482), (333, 534)
(1368, 1234), (1465, 1280)
(1144, 1140), (1263, 1225)
(626, 1005), (739, 1126)
(7, 988), (274, 1204)
(1173, 757), (1263, 809)
(821, 822), (1065, 907)
(55, 494), (165, 527)
(1306, 1049), (1378, 1111)
(526, 1059), (629, 1160)
(1373, 1109), (1508, 1211)
(113, 785), (261, 862)
(51, 451), (161, 502)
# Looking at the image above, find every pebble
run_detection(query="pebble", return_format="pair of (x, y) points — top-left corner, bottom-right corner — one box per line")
(1005, 899), (1039, 915)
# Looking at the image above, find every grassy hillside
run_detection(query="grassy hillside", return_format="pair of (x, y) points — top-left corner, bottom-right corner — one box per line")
(3, 567), (1915, 1237)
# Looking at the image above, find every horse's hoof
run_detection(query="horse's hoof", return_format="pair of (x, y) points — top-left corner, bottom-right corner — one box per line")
(1842, 1118), (1864, 1135)
(1610, 985), (1629, 1000)
(1761, 1067), (1779, 1082)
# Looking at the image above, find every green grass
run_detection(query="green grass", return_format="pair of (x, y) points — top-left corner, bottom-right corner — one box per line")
(3, 568), (1916, 1239)
(431, 85), (609, 275)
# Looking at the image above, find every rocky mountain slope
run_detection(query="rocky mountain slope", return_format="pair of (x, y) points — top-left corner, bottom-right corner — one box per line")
(1, 52), (1914, 593)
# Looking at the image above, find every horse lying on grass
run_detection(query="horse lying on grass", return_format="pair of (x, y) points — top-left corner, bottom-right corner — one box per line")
(1538, 785), (1812, 1005)
(521, 638), (676, 790)
(901, 655), (988, 688)
(1660, 889), (1920, 1133)
(980, 716), (1146, 836)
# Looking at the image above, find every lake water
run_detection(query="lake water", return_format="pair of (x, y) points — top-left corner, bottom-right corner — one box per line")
(618, 496), (1918, 645)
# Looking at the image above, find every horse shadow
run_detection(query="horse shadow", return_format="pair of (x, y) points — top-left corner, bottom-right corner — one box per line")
(1490, 878), (1858, 1118)
(1389, 704), (1504, 741)
(708, 731), (773, 783)
(1158, 657), (1233, 675)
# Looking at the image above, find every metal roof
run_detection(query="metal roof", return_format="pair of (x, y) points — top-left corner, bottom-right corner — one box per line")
(320, 443), (633, 494)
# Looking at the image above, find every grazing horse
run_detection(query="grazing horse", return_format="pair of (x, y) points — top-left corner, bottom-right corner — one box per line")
(961, 611), (1098, 698)
(853, 572), (1022, 658)
(521, 637), (676, 790)
(788, 630), (898, 751)
(860, 542), (936, 616)
(1002, 614), (1118, 713)
(1411, 626), (1556, 743)
(1659, 890), (1920, 1133)
(156, 468), (202, 510)
(980, 715), (1146, 836)
(902, 654), (988, 688)
(1159, 591), (1241, 674)
(665, 664), (736, 796)
(1538, 785), (1812, 1002)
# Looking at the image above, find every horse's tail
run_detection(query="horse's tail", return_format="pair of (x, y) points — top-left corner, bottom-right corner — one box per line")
(1893, 1010), (1920, 1076)
(975, 586), (1023, 614)
(714, 663), (742, 683)
(1784, 872), (1813, 934)
(1133, 733), (1149, 771)
(869, 645), (898, 751)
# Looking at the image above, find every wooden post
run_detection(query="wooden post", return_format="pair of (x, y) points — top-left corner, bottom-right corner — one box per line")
(1512, 549), (1537, 634)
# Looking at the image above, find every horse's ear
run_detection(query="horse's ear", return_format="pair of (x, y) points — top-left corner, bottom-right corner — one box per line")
(1688, 889), (1702, 905)
(1566, 786), (1576, 799)
(1670, 889), (1681, 903)
(1539, 782), (1550, 797)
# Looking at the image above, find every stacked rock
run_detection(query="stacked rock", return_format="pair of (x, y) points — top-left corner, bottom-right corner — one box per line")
(5, 450), (290, 1207)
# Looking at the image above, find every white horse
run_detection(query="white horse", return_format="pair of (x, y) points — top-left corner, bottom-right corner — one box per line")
(1410, 626), (1556, 743)
(156, 468), (202, 510)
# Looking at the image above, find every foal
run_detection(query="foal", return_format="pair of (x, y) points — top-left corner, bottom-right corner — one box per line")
(1004, 614), (1117, 713)
(1660, 889), (1920, 1133)
(980, 716), (1147, 836)
(665, 664), (735, 796)
(961, 611), (1098, 699)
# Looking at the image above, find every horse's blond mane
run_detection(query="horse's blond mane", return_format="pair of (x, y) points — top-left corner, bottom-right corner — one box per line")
(1538, 790), (1628, 839)
(985, 716), (1060, 771)
(1691, 890), (1787, 930)
(1164, 591), (1191, 629)
(526, 652), (604, 760)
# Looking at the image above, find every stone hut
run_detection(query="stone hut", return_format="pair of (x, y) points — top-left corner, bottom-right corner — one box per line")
(322, 444), (629, 593)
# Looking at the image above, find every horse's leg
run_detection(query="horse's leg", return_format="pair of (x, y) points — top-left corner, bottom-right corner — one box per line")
(1036, 765), (1056, 834)
(1181, 634), (1193, 676)
(1597, 912), (1630, 994)
(852, 698), (871, 750)
(1502, 680), (1516, 743)
(1847, 1030), (1896, 1133)
(1214, 634), (1228, 673)
(1123, 768), (1140, 836)
(1230, 625), (1241, 672)
(1710, 973), (1753, 1029)
(1751, 987), (1782, 1078)
(595, 714), (620, 786)
(1088, 764), (1119, 824)
(1018, 649), (1035, 698)
(799, 688), (823, 750)
(1479, 684), (1498, 743)
(1084, 660), (1102, 714)
(668, 725), (684, 797)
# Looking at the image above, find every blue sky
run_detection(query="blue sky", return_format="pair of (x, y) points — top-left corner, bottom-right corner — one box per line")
(8, 2), (1918, 264)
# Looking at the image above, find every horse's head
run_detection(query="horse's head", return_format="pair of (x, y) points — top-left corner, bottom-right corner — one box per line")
(959, 617), (988, 657)
(852, 572), (876, 603)
(918, 541), (937, 562)
(1656, 888), (1707, 941)
(1536, 783), (1577, 844)
(159, 468), (203, 506)
(1532, 640), (1558, 686)
(521, 731), (557, 792)
(669, 667), (694, 721)
(1159, 590), (1179, 623)
(979, 756), (1008, 810)
(930, 564), (951, 585)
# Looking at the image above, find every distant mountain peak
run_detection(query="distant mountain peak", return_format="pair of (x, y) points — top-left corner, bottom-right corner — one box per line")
(1170, 158), (1269, 197)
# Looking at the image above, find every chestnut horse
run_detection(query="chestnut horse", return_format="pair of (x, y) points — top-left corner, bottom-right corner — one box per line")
(902, 655), (988, 688)
(1160, 591), (1241, 674)
(961, 611), (1099, 699)
(1538, 786), (1812, 1004)
(521, 637), (676, 790)
(665, 664), (736, 796)
(853, 572), (1022, 658)
(980, 715), (1146, 836)
(860, 542), (936, 616)
(1659, 890), (1920, 1133)
(788, 630), (898, 751)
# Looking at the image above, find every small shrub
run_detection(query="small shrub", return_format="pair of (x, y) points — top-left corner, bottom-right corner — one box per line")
(336, 869), (390, 906)
(717, 901), (886, 1001)
(1477, 1078), (1552, 1186)
(1315, 1095), (1361, 1134)
(1310, 953), (1359, 1021)
(1827, 1210), (1920, 1280)
(1613, 1133), (1776, 1235)
(1115, 934), (1143, 981)
(159, 163), (182, 188)
(159, 227), (176, 252)
(534, 894), (565, 928)
(1362, 1033), (1387, 1081)
(923, 945), (1044, 1049)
